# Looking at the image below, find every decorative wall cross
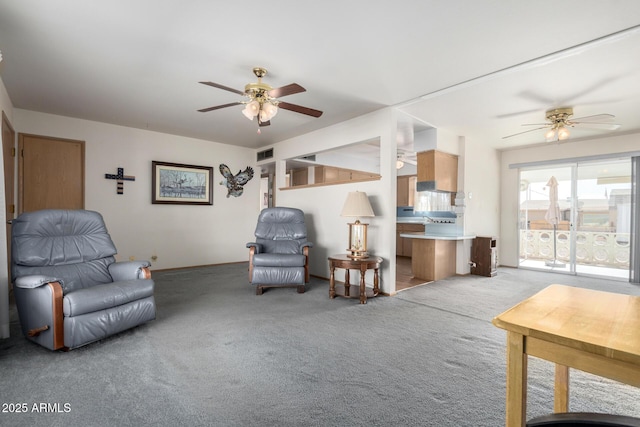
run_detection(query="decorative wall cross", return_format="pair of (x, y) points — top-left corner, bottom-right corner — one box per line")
(105, 167), (136, 194)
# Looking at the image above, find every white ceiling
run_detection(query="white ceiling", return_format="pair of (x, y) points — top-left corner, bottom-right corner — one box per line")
(1, 1), (640, 150)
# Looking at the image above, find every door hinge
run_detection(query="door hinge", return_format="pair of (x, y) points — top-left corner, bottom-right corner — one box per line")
(9, 204), (15, 214)
(11, 147), (15, 157)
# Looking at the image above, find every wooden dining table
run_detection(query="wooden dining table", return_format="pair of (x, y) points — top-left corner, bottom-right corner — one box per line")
(492, 284), (640, 427)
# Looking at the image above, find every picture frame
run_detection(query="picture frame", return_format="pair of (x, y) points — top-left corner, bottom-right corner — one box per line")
(152, 161), (213, 205)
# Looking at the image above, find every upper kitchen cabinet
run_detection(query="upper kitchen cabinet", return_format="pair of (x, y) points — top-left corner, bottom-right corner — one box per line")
(417, 150), (458, 193)
(397, 175), (417, 206)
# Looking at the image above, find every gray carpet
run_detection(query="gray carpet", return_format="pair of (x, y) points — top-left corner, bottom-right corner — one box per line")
(1, 264), (640, 427)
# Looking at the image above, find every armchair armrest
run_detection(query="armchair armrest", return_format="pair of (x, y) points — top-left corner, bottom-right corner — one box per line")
(108, 261), (152, 281)
(246, 242), (262, 253)
(15, 275), (63, 289)
(13, 279), (64, 350)
(300, 241), (313, 250)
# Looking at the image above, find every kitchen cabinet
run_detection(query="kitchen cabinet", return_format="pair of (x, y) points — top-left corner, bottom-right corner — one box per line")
(411, 239), (456, 281)
(290, 168), (308, 186)
(397, 175), (417, 206)
(314, 165), (379, 184)
(417, 150), (458, 193)
(396, 223), (424, 256)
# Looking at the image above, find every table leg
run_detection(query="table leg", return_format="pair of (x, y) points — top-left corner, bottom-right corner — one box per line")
(373, 267), (379, 296)
(505, 331), (527, 427)
(329, 263), (336, 299)
(359, 265), (367, 304)
(554, 364), (570, 413)
(344, 269), (350, 297)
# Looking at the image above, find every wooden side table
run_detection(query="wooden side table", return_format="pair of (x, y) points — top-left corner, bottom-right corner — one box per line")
(328, 254), (382, 304)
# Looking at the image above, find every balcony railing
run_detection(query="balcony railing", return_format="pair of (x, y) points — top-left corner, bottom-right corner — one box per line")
(520, 229), (630, 270)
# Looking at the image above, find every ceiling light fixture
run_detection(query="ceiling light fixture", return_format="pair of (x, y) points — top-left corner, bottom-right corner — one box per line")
(544, 108), (573, 142)
(240, 67), (279, 130)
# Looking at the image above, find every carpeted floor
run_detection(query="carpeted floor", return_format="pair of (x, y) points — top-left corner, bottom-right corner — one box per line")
(1, 264), (640, 427)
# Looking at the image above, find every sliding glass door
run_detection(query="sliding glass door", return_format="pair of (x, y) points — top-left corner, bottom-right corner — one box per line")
(519, 158), (632, 280)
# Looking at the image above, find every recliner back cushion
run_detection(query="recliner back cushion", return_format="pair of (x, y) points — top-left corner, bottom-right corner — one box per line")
(12, 209), (118, 292)
(254, 207), (307, 241)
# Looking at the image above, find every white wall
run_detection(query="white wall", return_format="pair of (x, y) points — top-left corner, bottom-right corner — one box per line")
(0, 76), (13, 338)
(500, 132), (640, 267)
(268, 108), (398, 294)
(13, 109), (260, 270)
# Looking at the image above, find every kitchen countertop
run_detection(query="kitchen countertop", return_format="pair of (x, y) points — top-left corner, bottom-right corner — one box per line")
(396, 217), (427, 224)
(400, 232), (476, 241)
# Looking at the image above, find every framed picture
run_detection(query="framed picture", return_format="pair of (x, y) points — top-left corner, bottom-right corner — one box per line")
(152, 161), (213, 205)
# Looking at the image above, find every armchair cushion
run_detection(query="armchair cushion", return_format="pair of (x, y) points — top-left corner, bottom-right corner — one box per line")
(63, 279), (155, 317)
(258, 240), (304, 255)
(12, 209), (117, 266)
(252, 253), (306, 268)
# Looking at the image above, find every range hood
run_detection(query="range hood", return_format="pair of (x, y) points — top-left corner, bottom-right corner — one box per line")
(416, 180), (447, 192)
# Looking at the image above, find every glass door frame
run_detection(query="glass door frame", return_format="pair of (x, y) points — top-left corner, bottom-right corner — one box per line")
(518, 157), (632, 280)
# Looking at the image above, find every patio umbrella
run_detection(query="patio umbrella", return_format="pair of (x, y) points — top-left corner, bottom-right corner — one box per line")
(544, 176), (565, 267)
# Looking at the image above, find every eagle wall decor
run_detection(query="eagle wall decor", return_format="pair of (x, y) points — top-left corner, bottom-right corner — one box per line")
(219, 164), (254, 197)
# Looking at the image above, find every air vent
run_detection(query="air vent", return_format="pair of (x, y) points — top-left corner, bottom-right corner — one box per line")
(257, 148), (273, 161)
(299, 155), (316, 162)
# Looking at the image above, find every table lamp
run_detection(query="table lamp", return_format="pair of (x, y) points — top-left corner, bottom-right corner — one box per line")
(341, 191), (375, 258)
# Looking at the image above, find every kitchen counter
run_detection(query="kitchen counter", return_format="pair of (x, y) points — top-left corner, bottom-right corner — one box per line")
(396, 217), (426, 224)
(400, 232), (476, 241)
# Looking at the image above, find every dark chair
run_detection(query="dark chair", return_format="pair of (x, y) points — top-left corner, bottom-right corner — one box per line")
(11, 209), (156, 350)
(246, 207), (312, 295)
(527, 413), (640, 426)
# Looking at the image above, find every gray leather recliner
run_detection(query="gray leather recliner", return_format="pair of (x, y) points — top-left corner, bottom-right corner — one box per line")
(246, 207), (312, 295)
(11, 209), (156, 350)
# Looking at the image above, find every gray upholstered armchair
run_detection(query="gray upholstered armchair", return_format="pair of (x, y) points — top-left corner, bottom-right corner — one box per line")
(11, 209), (156, 350)
(246, 207), (312, 295)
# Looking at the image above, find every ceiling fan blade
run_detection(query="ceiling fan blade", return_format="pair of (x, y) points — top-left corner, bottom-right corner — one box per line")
(572, 122), (621, 130)
(502, 126), (549, 139)
(197, 102), (242, 113)
(278, 101), (323, 118)
(269, 83), (306, 98)
(400, 158), (418, 166)
(571, 113), (615, 122)
(199, 81), (245, 96)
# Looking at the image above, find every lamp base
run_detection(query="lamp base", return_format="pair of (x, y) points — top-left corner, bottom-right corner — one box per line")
(347, 250), (368, 259)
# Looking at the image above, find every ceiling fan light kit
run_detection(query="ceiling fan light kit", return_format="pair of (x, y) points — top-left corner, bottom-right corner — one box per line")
(198, 67), (322, 132)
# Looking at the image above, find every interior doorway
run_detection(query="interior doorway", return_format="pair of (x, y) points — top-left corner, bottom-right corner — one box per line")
(18, 133), (85, 213)
(519, 158), (632, 280)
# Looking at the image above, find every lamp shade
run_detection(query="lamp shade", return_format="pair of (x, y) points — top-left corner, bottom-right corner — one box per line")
(341, 191), (374, 218)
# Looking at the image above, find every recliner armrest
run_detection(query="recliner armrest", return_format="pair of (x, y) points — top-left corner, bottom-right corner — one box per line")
(108, 261), (152, 281)
(246, 242), (262, 253)
(300, 241), (313, 249)
(15, 275), (63, 289)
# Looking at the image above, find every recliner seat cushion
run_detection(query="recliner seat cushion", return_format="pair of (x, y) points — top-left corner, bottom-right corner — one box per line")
(251, 266), (305, 285)
(63, 279), (155, 317)
(64, 296), (156, 349)
(256, 240), (302, 255)
(252, 253), (306, 267)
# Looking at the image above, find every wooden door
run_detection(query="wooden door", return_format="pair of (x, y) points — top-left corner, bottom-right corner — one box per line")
(2, 112), (15, 282)
(18, 134), (85, 213)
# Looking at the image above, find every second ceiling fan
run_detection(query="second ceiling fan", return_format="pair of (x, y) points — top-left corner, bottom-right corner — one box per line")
(198, 67), (323, 129)
(503, 107), (621, 142)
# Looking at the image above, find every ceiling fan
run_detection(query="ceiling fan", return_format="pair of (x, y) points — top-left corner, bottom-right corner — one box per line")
(502, 107), (621, 141)
(396, 149), (417, 169)
(198, 67), (323, 130)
